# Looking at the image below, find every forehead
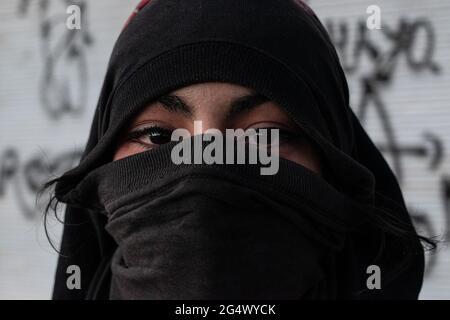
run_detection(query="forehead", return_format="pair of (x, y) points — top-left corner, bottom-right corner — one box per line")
(171, 82), (255, 100)
(137, 82), (271, 117)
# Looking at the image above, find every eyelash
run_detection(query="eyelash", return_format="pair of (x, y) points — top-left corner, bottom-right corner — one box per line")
(125, 125), (303, 149)
(256, 127), (299, 140)
(247, 127), (302, 146)
(126, 125), (174, 149)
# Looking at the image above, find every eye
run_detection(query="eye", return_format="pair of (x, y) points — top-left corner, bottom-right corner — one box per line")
(245, 127), (300, 147)
(126, 125), (173, 149)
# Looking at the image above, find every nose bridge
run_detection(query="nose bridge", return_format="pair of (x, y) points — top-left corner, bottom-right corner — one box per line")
(193, 117), (225, 135)
(192, 101), (228, 133)
(200, 117), (226, 132)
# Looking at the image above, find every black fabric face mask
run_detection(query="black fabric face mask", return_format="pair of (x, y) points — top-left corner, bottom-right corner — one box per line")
(74, 141), (367, 299)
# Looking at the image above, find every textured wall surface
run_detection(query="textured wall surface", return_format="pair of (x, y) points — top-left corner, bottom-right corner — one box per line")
(0, 0), (448, 299)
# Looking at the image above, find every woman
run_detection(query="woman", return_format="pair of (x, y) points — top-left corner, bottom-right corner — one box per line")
(46, 0), (432, 299)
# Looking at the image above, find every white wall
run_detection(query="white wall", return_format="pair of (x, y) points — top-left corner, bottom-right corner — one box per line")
(0, 0), (448, 299)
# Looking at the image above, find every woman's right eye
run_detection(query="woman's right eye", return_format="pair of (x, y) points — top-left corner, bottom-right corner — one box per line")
(126, 125), (174, 149)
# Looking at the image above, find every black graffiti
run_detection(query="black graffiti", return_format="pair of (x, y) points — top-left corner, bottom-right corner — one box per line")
(377, 132), (443, 171)
(326, 18), (440, 76)
(327, 17), (442, 183)
(325, 16), (445, 275)
(0, 147), (82, 220)
(17, 0), (93, 119)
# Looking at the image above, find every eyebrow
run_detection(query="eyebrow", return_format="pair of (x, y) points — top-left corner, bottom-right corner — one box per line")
(157, 95), (193, 117)
(227, 93), (269, 120)
(156, 93), (270, 119)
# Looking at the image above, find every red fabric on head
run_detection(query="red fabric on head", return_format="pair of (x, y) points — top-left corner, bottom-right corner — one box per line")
(123, 0), (151, 30)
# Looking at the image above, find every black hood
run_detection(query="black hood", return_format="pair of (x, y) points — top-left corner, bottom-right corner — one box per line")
(50, 0), (424, 299)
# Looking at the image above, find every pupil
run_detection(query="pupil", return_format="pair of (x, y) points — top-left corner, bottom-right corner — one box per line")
(149, 131), (171, 145)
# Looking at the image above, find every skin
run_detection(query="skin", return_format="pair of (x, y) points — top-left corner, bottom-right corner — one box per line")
(114, 82), (322, 174)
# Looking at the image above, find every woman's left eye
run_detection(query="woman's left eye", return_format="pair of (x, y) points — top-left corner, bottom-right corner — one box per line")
(246, 127), (298, 147)
(126, 125), (173, 148)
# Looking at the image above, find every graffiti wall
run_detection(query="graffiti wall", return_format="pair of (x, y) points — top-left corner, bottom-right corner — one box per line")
(311, 0), (450, 299)
(0, 0), (448, 299)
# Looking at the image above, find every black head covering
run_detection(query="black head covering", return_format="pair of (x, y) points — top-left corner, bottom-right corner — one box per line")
(51, 0), (424, 299)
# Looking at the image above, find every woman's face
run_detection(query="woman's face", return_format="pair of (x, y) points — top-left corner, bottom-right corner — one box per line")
(114, 82), (322, 174)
